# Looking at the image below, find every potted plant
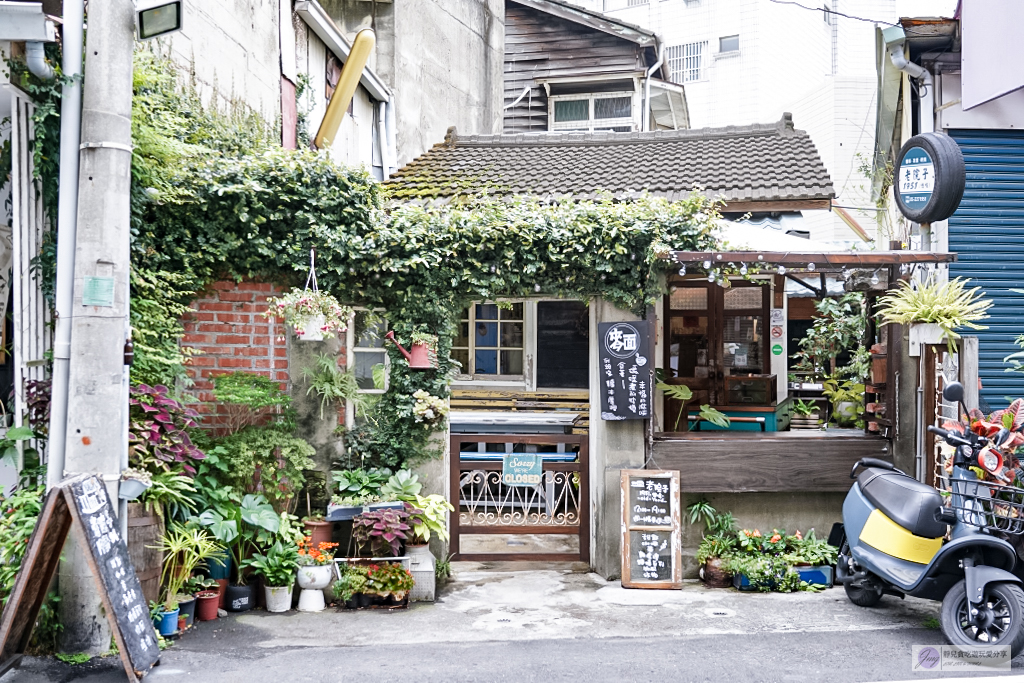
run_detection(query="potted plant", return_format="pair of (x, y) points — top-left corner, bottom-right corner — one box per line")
(686, 500), (737, 588)
(185, 576), (221, 622)
(783, 529), (838, 587)
(151, 599), (178, 638)
(153, 525), (222, 634)
(877, 276), (992, 356)
(119, 468), (152, 500)
(402, 494), (454, 602)
(655, 381), (731, 432)
(264, 288), (351, 341)
(197, 493), (282, 612)
(789, 399), (821, 430)
(302, 514), (333, 548)
(296, 536), (339, 612)
(364, 561), (415, 606)
(822, 379), (865, 429)
(351, 508), (412, 557)
(241, 541), (301, 613)
(333, 563), (371, 608)
(326, 467), (407, 521)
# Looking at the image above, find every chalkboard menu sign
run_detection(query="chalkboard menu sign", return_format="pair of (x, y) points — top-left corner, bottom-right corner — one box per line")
(621, 470), (681, 589)
(598, 321), (654, 421)
(0, 475), (160, 682)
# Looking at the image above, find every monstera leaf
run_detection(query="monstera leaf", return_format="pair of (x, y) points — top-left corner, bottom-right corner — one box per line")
(240, 494), (280, 534)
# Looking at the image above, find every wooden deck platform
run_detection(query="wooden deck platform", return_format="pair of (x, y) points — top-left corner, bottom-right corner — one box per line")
(650, 429), (891, 493)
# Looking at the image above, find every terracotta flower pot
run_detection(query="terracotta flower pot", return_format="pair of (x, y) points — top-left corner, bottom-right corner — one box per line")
(304, 520), (333, 548)
(215, 578), (229, 609)
(195, 590), (220, 621)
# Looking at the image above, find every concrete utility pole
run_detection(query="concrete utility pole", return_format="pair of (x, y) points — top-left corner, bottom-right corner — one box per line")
(57, 0), (135, 653)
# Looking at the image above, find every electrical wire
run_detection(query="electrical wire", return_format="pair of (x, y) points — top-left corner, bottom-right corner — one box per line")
(767, 0), (935, 34)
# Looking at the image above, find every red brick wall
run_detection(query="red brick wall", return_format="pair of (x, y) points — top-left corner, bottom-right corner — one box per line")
(182, 280), (289, 426)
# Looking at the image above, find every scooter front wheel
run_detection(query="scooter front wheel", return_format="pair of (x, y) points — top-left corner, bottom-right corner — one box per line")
(940, 579), (1024, 657)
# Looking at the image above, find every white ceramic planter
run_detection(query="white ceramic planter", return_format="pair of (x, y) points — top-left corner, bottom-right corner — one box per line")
(264, 584), (293, 613)
(118, 478), (150, 500)
(295, 314), (325, 342)
(909, 322), (946, 357)
(296, 564), (334, 612)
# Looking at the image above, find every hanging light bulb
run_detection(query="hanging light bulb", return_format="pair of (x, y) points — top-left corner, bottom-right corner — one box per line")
(678, 264), (687, 276)
(777, 265), (786, 275)
(534, 283), (542, 293)
(703, 260), (712, 269)
(707, 270), (716, 282)
(740, 264), (748, 276)
(899, 263), (910, 275)
(870, 271), (880, 286)
(807, 262), (816, 272)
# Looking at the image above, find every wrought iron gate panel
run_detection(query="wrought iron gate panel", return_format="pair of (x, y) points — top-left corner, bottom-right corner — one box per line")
(450, 433), (589, 562)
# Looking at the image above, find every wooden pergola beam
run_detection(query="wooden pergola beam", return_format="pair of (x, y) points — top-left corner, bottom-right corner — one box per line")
(669, 250), (956, 267)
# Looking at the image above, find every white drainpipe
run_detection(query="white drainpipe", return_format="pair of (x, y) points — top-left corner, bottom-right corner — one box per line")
(642, 51), (664, 133)
(24, 41), (54, 80)
(46, 0), (85, 491)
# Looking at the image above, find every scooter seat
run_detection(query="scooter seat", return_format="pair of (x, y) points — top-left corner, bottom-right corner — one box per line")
(857, 468), (947, 538)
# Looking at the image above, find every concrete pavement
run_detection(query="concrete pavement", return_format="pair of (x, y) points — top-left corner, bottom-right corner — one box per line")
(3, 562), (1020, 682)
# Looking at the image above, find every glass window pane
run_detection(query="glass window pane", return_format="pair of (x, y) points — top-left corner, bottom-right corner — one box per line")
(475, 303), (498, 320)
(723, 315), (763, 374)
(500, 322), (523, 348)
(668, 316), (709, 379)
(500, 303), (524, 320)
(554, 99), (589, 122)
(595, 96), (631, 119)
(501, 350), (523, 375)
(475, 349), (497, 374)
(474, 321), (497, 347)
(354, 351), (385, 390)
(720, 34), (739, 52)
(460, 307), (470, 321)
(454, 321), (469, 347)
(452, 349), (469, 373)
(724, 286), (764, 310)
(670, 287), (708, 310)
(354, 311), (386, 348)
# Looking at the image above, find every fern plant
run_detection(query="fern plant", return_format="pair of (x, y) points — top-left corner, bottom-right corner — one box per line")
(876, 277), (992, 354)
(302, 353), (363, 420)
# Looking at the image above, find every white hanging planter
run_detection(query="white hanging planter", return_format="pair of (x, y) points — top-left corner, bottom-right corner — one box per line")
(909, 322), (947, 357)
(295, 313), (325, 342)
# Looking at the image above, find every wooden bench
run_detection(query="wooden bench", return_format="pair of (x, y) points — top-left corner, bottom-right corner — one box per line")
(450, 388), (590, 434)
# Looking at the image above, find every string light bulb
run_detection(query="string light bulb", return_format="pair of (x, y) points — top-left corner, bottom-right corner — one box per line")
(870, 272), (880, 286)
(777, 265), (786, 275)
(740, 264), (748, 276)
(807, 262), (816, 271)
(707, 271), (716, 282)
(678, 264), (687, 276)
(703, 260), (712, 269)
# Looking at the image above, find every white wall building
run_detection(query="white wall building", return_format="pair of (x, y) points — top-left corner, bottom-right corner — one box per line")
(576, 0), (895, 242)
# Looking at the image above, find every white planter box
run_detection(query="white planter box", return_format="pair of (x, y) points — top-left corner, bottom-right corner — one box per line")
(909, 323), (946, 357)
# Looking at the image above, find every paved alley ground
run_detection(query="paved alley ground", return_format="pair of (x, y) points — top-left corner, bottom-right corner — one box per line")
(4, 563), (1023, 683)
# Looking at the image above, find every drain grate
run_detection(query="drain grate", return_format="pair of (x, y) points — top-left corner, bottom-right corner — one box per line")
(498, 618), (511, 623)
(711, 610), (729, 616)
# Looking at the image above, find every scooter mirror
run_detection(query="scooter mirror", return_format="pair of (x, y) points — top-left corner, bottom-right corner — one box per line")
(942, 381), (965, 404)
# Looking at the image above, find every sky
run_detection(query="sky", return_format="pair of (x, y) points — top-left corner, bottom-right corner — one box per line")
(895, 0), (959, 18)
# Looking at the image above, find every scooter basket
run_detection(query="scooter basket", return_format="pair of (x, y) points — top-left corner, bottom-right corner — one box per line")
(941, 478), (1024, 535)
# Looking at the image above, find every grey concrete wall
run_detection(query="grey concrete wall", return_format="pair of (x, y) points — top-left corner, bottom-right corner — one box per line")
(589, 299), (647, 580)
(321, 0), (505, 165)
(680, 492), (846, 578)
(287, 336), (344, 473)
(894, 329), (917, 476)
(159, 0), (282, 120)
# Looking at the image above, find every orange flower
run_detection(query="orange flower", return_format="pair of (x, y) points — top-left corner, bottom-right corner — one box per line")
(752, 530), (762, 538)
(794, 530), (803, 540)
(770, 534), (782, 543)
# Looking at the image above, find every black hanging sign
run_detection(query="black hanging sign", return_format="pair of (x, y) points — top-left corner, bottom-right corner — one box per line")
(0, 475), (160, 681)
(598, 321), (654, 421)
(620, 470), (682, 589)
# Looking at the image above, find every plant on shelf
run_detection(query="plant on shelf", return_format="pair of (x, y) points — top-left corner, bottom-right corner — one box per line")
(792, 399), (819, 418)
(380, 470), (421, 500)
(302, 353), (363, 420)
(241, 541), (301, 587)
(351, 508), (412, 557)
(264, 288), (352, 340)
(403, 495), (454, 544)
(822, 378), (866, 429)
(876, 276), (992, 354)
(330, 467), (396, 506)
(333, 564), (370, 604)
(791, 293), (867, 380)
(154, 524), (223, 611)
(197, 493), (281, 586)
(656, 382), (731, 431)
(128, 384), (205, 474)
(365, 562), (415, 601)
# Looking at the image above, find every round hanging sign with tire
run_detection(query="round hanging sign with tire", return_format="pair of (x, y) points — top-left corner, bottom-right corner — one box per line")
(893, 132), (966, 224)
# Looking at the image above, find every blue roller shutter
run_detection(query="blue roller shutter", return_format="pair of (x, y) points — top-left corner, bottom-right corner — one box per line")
(948, 129), (1024, 409)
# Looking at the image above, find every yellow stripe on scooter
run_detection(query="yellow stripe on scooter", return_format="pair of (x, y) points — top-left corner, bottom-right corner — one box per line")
(859, 509), (943, 564)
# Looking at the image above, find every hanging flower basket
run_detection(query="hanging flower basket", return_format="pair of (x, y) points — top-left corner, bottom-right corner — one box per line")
(265, 289), (351, 341)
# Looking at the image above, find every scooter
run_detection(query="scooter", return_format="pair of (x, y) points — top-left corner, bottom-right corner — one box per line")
(835, 381), (1024, 655)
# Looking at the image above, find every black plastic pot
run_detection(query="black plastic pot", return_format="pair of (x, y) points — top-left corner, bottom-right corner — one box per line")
(177, 596), (197, 628)
(224, 583), (255, 612)
(356, 593), (373, 608)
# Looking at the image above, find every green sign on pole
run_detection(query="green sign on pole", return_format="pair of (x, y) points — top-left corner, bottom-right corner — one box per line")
(771, 344), (784, 356)
(502, 454), (542, 486)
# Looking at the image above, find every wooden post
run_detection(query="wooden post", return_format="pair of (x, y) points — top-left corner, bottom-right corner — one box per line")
(960, 336), (980, 412)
